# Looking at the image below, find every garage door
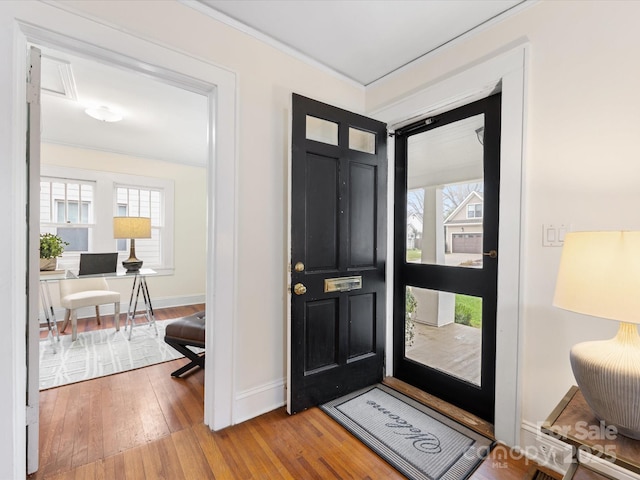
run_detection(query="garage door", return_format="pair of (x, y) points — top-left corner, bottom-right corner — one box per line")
(452, 233), (482, 253)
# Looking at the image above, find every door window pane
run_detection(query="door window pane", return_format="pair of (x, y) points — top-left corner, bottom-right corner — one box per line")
(406, 114), (484, 268)
(349, 127), (375, 154)
(306, 115), (338, 145)
(405, 285), (482, 386)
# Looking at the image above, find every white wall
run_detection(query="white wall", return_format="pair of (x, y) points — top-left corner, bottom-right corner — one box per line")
(53, 0), (365, 394)
(368, 0), (640, 430)
(41, 143), (206, 309)
(0, 1), (364, 477)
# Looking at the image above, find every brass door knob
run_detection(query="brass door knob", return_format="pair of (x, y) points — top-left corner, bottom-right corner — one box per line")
(293, 283), (307, 295)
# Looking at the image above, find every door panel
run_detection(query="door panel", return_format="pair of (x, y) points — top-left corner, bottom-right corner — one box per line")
(306, 153), (339, 270)
(394, 94), (500, 423)
(349, 162), (376, 267)
(289, 94), (387, 413)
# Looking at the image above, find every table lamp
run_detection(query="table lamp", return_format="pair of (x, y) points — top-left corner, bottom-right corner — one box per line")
(113, 216), (152, 273)
(553, 231), (640, 439)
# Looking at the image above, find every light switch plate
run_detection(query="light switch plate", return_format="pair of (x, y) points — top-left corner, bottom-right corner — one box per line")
(543, 224), (570, 247)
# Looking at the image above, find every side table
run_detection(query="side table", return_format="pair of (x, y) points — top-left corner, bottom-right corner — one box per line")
(542, 386), (640, 480)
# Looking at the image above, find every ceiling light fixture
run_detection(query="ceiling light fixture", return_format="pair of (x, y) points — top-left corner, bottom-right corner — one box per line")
(84, 105), (123, 123)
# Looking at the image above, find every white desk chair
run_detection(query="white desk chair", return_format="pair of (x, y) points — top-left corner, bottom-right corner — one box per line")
(59, 277), (120, 341)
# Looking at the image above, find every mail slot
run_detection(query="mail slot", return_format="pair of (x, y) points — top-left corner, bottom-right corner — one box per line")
(324, 275), (362, 293)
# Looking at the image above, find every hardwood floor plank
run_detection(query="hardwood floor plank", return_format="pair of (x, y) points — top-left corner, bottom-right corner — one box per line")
(122, 446), (146, 480)
(171, 428), (215, 479)
(143, 434), (187, 480)
(192, 423), (235, 479)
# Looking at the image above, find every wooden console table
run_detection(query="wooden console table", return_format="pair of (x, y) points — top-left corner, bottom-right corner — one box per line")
(542, 386), (640, 479)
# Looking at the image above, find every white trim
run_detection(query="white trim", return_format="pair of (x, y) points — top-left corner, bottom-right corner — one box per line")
(520, 420), (571, 473)
(370, 43), (528, 446)
(6, 9), (238, 478)
(234, 378), (286, 425)
(179, 0), (364, 91)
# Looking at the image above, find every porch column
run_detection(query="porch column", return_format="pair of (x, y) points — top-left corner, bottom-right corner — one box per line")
(413, 186), (455, 327)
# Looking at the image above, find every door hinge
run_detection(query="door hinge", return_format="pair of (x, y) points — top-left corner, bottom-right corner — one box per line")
(26, 81), (39, 105)
(26, 404), (38, 427)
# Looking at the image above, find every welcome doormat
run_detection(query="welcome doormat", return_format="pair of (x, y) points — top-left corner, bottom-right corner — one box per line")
(321, 384), (493, 480)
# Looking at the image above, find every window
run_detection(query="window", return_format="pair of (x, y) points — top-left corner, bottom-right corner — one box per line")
(467, 203), (482, 219)
(40, 165), (174, 272)
(40, 177), (95, 252)
(115, 186), (163, 266)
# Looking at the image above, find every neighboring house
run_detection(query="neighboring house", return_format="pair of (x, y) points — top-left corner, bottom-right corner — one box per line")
(406, 212), (423, 250)
(443, 191), (483, 254)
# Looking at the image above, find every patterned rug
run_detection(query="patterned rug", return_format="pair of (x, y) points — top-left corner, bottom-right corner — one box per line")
(321, 384), (493, 480)
(39, 319), (199, 390)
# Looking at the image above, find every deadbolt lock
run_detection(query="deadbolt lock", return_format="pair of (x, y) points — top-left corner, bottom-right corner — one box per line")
(294, 262), (305, 272)
(483, 250), (498, 259)
(293, 283), (307, 295)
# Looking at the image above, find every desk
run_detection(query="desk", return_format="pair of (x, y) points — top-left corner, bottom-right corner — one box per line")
(542, 386), (640, 479)
(40, 268), (157, 345)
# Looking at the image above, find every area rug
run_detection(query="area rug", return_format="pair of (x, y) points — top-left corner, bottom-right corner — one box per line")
(39, 319), (201, 390)
(321, 384), (493, 480)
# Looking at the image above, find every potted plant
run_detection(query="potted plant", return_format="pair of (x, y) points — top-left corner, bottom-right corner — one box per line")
(39, 233), (68, 271)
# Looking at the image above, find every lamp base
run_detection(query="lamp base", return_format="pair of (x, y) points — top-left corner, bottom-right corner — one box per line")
(570, 322), (640, 439)
(122, 259), (143, 273)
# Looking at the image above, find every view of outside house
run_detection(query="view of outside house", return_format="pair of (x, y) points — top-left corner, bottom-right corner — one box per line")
(404, 113), (485, 385)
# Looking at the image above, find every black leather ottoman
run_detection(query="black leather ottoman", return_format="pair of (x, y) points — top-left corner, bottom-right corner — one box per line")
(164, 311), (205, 377)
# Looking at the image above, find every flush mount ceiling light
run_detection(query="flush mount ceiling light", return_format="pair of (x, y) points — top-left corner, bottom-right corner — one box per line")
(84, 105), (123, 122)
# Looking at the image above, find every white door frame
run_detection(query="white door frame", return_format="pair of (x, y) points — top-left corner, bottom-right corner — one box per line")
(6, 9), (237, 476)
(371, 43), (528, 446)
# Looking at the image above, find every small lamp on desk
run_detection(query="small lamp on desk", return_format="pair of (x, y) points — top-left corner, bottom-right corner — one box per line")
(113, 216), (151, 273)
(553, 231), (640, 439)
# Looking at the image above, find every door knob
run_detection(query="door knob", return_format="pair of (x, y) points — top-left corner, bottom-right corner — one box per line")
(293, 283), (307, 295)
(483, 250), (497, 259)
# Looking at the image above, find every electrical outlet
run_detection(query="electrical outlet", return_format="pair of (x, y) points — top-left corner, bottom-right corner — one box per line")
(535, 435), (570, 467)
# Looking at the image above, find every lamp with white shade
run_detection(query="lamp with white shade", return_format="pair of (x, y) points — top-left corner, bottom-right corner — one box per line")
(113, 216), (151, 273)
(553, 231), (640, 439)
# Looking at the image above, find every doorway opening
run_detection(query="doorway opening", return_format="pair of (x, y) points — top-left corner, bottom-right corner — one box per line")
(25, 37), (217, 475)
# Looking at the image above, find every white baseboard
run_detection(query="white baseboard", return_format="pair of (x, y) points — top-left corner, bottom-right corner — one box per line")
(38, 294), (205, 323)
(233, 378), (286, 425)
(520, 420), (572, 475)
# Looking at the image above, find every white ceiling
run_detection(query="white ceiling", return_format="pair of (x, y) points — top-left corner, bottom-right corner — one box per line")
(36, 1), (528, 165)
(197, 0), (526, 85)
(38, 45), (209, 167)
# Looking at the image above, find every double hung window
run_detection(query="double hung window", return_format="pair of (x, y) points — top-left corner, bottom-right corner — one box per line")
(40, 177), (95, 252)
(40, 166), (174, 272)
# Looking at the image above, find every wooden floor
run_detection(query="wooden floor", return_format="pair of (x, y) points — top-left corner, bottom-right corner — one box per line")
(31, 305), (556, 480)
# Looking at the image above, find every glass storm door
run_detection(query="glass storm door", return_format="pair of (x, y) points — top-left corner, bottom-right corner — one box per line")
(393, 94), (501, 422)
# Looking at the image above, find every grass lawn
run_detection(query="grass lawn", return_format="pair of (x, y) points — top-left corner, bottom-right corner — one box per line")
(406, 249), (422, 262)
(455, 294), (482, 328)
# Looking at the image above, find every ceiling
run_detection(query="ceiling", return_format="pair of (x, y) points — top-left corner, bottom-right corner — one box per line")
(37, 1), (528, 165)
(38, 45), (209, 167)
(197, 0), (527, 85)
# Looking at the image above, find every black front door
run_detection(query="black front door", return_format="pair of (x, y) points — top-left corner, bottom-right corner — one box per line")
(288, 94), (387, 413)
(393, 94), (501, 423)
